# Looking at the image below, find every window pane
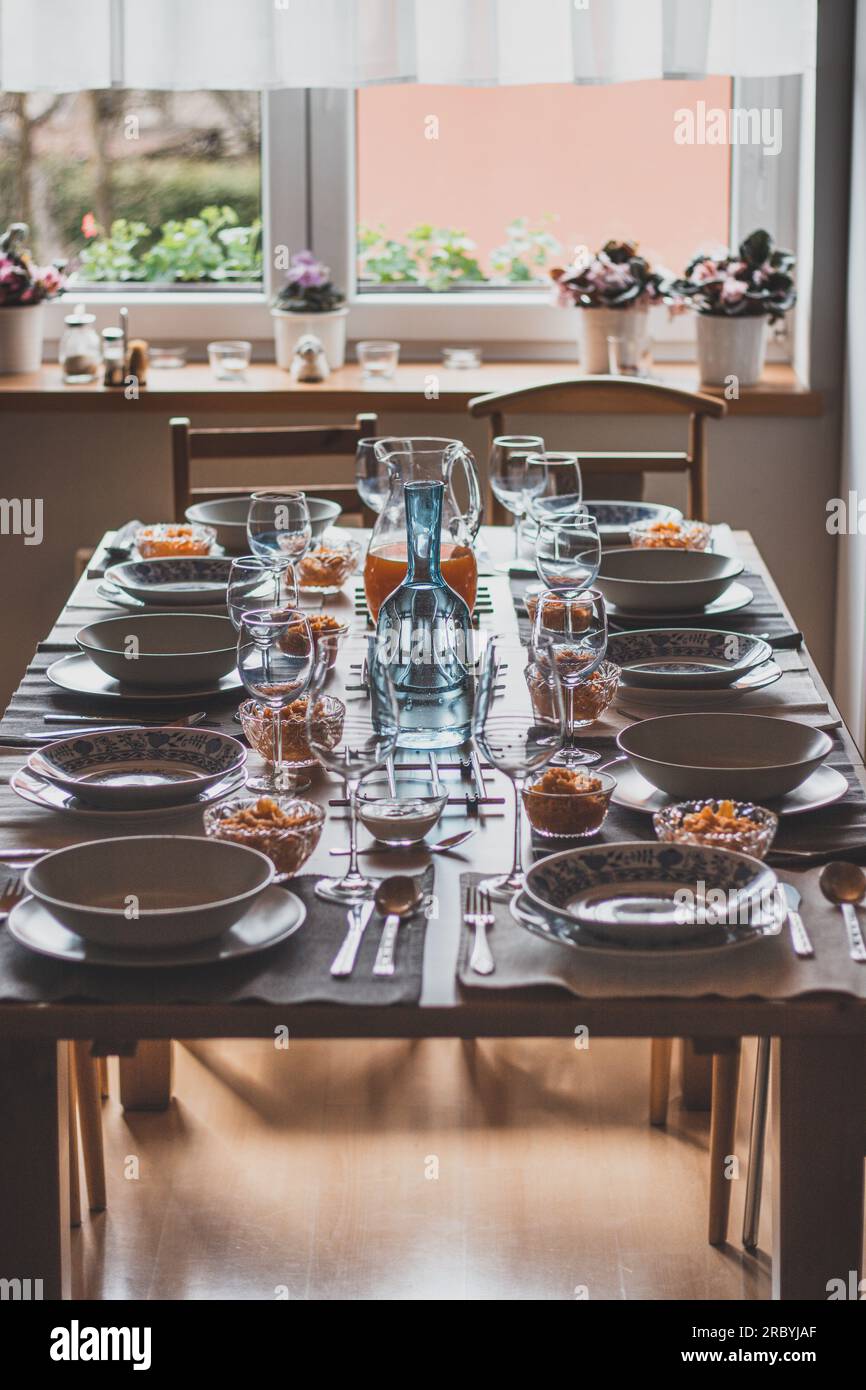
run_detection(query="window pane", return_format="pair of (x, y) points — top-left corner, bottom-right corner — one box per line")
(0, 90), (262, 286)
(356, 79), (731, 291)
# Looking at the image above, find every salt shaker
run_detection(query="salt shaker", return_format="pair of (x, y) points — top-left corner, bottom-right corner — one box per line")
(102, 327), (126, 387)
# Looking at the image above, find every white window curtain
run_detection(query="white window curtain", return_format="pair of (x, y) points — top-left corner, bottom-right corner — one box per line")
(0, 0), (816, 93)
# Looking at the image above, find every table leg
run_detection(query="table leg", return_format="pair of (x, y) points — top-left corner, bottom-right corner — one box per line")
(772, 1036), (866, 1300)
(118, 1040), (173, 1111)
(707, 1042), (741, 1246)
(0, 1040), (70, 1300)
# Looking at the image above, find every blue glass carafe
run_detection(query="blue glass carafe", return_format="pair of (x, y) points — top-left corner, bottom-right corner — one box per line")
(375, 479), (473, 750)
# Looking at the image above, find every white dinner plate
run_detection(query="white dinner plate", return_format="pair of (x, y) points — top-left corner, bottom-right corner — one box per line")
(606, 581), (754, 622)
(8, 885), (305, 968)
(610, 760), (848, 817)
(47, 652), (242, 702)
(10, 766), (247, 820)
(509, 889), (782, 957)
(614, 661), (782, 711)
(96, 580), (228, 616)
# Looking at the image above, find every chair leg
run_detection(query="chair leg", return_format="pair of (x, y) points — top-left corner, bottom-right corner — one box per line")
(649, 1038), (673, 1126)
(67, 1047), (81, 1228)
(72, 1043), (106, 1213)
(97, 1056), (109, 1099)
(707, 1042), (741, 1246)
(742, 1037), (771, 1251)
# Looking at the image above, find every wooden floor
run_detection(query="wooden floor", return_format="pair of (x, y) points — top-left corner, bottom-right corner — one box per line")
(71, 1037), (773, 1301)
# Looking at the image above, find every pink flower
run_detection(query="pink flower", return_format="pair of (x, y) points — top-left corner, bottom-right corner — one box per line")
(720, 276), (748, 306)
(81, 212), (99, 239)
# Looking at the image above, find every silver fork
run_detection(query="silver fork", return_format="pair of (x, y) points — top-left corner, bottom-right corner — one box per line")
(465, 883), (495, 975)
(0, 874), (26, 920)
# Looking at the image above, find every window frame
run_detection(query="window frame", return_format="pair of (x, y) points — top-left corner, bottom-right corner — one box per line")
(38, 79), (807, 365)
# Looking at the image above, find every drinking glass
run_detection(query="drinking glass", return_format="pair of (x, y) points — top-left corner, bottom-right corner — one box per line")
(531, 588), (608, 767)
(237, 608), (314, 793)
(306, 635), (399, 904)
(227, 557), (281, 631)
(355, 436), (391, 514)
(536, 514), (601, 593)
(246, 491), (312, 573)
(488, 434), (546, 557)
(526, 451), (584, 525)
(471, 634), (565, 899)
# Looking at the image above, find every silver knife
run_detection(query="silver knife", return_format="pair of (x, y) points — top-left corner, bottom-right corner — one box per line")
(330, 899), (375, 978)
(782, 882), (814, 958)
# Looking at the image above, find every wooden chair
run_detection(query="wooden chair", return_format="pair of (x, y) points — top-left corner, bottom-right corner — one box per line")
(68, 1044), (106, 1225)
(468, 378), (726, 521)
(170, 414), (378, 525)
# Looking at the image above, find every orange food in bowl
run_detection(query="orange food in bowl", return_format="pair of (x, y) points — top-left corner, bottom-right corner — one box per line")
(135, 523), (216, 557)
(523, 766), (614, 838)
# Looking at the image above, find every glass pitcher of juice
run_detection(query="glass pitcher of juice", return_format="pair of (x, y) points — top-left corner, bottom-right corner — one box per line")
(363, 437), (482, 622)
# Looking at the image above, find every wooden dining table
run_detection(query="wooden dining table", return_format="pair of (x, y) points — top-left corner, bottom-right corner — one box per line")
(0, 525), (864, 1302)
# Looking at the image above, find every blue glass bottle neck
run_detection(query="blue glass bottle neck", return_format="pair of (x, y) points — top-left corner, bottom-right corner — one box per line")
(404, 481), (444, 584)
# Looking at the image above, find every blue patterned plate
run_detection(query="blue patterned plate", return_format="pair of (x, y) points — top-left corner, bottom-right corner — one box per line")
(105, 556), (232, 606)
(28, 727), (246, 809)
(509, 885), (782, 955)
(523, 840), (778, 947)
(608, 628), (772, 689)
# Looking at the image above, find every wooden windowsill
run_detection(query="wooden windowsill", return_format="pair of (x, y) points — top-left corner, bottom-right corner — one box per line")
(0, 360), (822, 417)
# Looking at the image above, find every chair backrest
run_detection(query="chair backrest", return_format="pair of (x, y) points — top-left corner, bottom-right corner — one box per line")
(467, 378), (726, 522)
(170, 413), (378, 524)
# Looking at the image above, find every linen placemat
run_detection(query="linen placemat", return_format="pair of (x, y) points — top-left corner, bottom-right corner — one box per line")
(456, 870), (866, 1001)
(0, 867), (432, 1007)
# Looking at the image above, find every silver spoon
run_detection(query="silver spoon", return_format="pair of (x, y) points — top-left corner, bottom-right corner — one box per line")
(329, 829), (476, 857)
(372, 875), (423, 977)
(819, 862), (866, 962)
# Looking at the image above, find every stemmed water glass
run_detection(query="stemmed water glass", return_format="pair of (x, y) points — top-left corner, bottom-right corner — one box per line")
(237, 607), (314, 793)
(355, 436), (391, 514)
(526, 451), (584, 526)
(536, 514), (601, 593)
(247, 491), (312, 577)
(227, 557), (282, 630)
(488, 435), (546, 558)
(305, 635), (399, 904)
(531, 588), (608, 767)
(471, 634), (565, 900)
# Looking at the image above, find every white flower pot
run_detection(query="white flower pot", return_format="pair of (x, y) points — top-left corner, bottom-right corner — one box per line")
(0, 302), (45, 374)
(579, 304), (650, 375)
(271, 307), (349, 371)
(696, 314), (768, 387)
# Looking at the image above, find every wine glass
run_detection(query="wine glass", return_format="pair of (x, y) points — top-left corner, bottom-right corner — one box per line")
(227, 557), (281, 630)
(536, 514), (601, 593)
(526, 451), (584, 526)
(247, 491), (312, 573)
(531, 588), (608, 767)
(471, 634), (565, 900)
(306, 634), (399, 904)
(488, 435), (546, 558)
(355, 436), (391, 514)
(237, 607), (314, 793)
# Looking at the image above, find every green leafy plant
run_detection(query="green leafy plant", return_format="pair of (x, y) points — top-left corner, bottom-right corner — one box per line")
(489, 217), (561, 282)
(71, 205), (262, 284)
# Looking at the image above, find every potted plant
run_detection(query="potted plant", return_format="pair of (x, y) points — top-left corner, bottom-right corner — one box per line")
(552, 240), (668, 374)
(671, 229), (796, 386)
(271, 250), (348, 370)
(0, 223), (65, 373)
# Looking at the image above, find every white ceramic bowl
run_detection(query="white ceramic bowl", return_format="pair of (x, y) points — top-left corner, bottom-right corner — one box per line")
(25, 835), (274, 949)
(76, 613), (237, 689)
(617, 713), (832, 800)
(185, 495), (342, 551)
(105, 556), (231, 607)
(595, 548), (744, 613)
